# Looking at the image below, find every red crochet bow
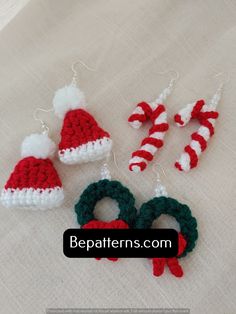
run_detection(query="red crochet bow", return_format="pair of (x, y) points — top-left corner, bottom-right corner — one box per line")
(83, 219), (129, 262)
(152, 233), (187, 277)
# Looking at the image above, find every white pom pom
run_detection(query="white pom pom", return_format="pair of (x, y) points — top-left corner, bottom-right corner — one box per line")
(21, 133), (56, 159)
(53, 84), (86, 118)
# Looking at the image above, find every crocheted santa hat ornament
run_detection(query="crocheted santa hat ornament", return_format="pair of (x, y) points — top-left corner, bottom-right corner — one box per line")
(53, 84), (112, 165)
(1, 133), (64, 209)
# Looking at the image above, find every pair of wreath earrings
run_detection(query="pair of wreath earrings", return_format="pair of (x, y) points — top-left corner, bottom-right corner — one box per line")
(75, 160), (198, 278)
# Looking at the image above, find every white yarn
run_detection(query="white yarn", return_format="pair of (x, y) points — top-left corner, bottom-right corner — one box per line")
(59, 137), (112, 165)
(1, 187), (64, 210)
(175, 102), (196, 127)
(129, 121), (142, 129)
(21, 133), (56, 159)
(177, 153), (191, 172)
(150, 80), (174, 110)
(128, 106), (144, 129)
(53, 84), (86, 119)
(155, 183), (168, 197)
(208, 87), (222, 110)
(129, 102), (168, 173)
(175, 89), (221, 172)
(100, 163), (111, 180)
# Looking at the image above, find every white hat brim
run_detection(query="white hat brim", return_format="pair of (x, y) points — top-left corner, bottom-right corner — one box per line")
(1, 187), (64, 210)
(59, 137), (112, 165)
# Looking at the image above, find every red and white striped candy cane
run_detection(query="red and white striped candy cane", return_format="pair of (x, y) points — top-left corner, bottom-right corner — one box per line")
(128, 82), (173, 172)
(174, 87), (221, 172)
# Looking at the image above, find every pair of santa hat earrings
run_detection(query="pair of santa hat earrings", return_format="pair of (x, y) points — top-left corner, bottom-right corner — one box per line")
(0, 63), (225, 210)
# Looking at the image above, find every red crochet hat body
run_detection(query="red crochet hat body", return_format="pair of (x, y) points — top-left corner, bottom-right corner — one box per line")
(1, 133), (64, 209)
(5, 157), (62, 190)
(53, 84), (112, 165)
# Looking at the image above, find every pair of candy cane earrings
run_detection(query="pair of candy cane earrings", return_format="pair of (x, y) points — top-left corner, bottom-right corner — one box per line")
(128, 71), (225, 173)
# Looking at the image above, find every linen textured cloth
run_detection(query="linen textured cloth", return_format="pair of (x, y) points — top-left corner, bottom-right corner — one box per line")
(0, 1), (236, 313)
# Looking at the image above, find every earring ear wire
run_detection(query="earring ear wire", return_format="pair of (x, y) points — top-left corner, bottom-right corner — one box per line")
(151, 69), (179, 106)
(100, 151), (119, 180)
(152, 163), (168, 197)
(214, 71), (230, 86)
(71, 59), (97, 86)
(157, 69), (179, 90)
(33, 107), (53, 135)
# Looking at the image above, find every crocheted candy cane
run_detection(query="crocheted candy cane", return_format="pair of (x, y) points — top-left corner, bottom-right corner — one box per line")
(128, 79), (175, 172)
(174, 86), (221, 172)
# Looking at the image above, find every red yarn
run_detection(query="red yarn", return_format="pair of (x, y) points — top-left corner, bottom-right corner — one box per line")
(128, 102), (152, 123)
(83, 219), (129, 229)
(175, 99), (219, 171)
(5, 157), (62, 189)
(141, 137), (163, 148)
(187, 99), (217, 138)
(128, 102), (169, 171)
(191, 132), (207, 151)
(198, 111), (219, 121)
(59, 109), (110, 150)
(152, 233), (187, 277)
(83, 219), (129, 262)
(149, 123), (169, 134)
(129, 162), (147, 171)
(191, 99), (205, 118)
(174, 113), (184, 126)
(184, 145), (198, 168)
(201, 119), (215, 136)
(132, 150), (154, 161)
(150, 104), (166, 122)
(138, 102), (153, 117)
(175, 161), (183, 171)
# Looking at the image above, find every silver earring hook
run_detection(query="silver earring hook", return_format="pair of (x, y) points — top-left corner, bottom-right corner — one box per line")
(152, 163), (166, 181)
(157, 69), (180, 86)
(111, 150), (119, 172)
(100, 151), (119, 180)
(152, 163), (168, 197)
(208, 71), (230, 109)
(214, 71), (230, 92)
(152, 69), (179, 106)
(33, 107), (53, 135)
(71, 59), (97, 86)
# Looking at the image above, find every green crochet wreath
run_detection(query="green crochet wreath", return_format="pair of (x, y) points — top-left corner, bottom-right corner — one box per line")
(75, 179), (137, 227)
(135, 196), (198, 258)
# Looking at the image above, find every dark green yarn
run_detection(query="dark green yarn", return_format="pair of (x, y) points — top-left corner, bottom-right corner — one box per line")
(135, 196), (198, 258)
(75, 179), (137, 227)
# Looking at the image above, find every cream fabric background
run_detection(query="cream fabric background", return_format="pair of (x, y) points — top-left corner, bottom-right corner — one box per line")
(0, 1), (236, 313)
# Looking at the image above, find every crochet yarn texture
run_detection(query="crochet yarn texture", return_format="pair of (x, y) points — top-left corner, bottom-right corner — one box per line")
(127, 78), (176, 173)
(135, 196), (198, 277)
(174, 98), (219, 172)
(128, 102), (169, 172)
(1, 133), (64, 209)
(53, 84), (112, 165)
(75, 179), (137, 228)
(59, 109), (112, 164)
(75, 179), (137, 262)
